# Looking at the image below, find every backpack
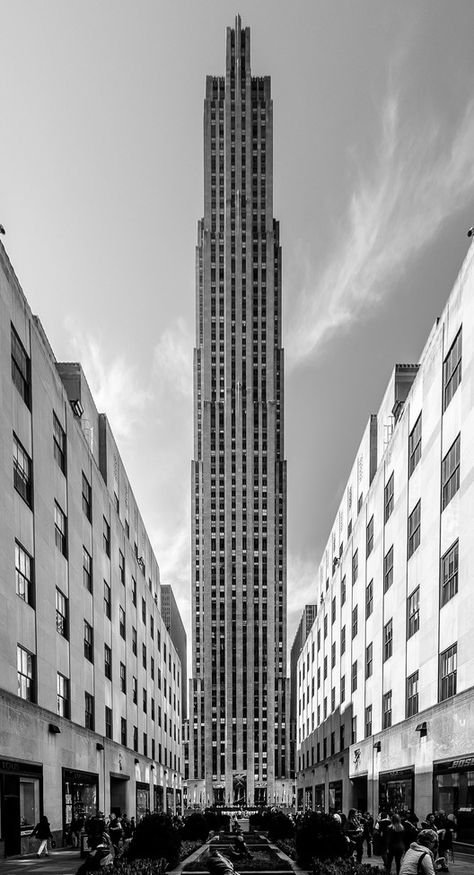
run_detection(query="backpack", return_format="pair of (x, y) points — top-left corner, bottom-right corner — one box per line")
(417, 851), (427, 873)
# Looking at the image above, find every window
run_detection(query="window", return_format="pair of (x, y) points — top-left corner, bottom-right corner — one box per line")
(351, 660), (357, 692)
(366, 516), (374, 557)
(441, 540), (459, 607)
(408, 501), (421, 558)
(54, 502), (67, 557)
(119, 606), (126, 639)
(341, 576), (346, 606)
(383, 546), (394, 592)
(82, 474), (92, 521)
(352, 605), (358, 639)
(365, 705), (372, 738)
(13, 434), (32, 507)
(55, 588), (68, 638)
(440, 643), (457, 701)
(331, 642), (336, 668)
(133, 725), (138, 751)
(104, 644), (112, 680)
(120, 662), (126, 693)
(15, 542), (33, 605)
(103, 517), (111, 557)
(119, 551), (125, 585)
(104, 581), (111, 619)
(341, 625), (346, 655)
(150, 616), (154, 640)
(408, 414), (422, 476)
(53, 414), (66, 474)
(142, 688), (147, 714)
(443, 327), (462, 411)
(340, 675), (345, 703)
(441, 434), (460, 511)
(131, 577), (137, 607)
(85, 692), (95, 730)
(324, 656), (327, 679)
(366, 579), (373, 618)
(384, 473), (394, 522)
(366, 642), (373, 679)
(351, 716), (357, 744)
(83, 548), (92, 592)
(105, 706), (113, 739)
(406, 670), (419, 717)
(121, 717), (127, 746)
(142, 597), (146, 624)
(407, 587), (420, 638)
(57, 673), (69, 718)
(132, 627), (137, 655)
(382, 690), (392, 729)
(132, 677), (137, 704)
(331, 597), (336, 625)
(352, 549), (358, 584)
(17, 645), (34, 701)
(383, 619), (393, 661)
(142, 643), (147, 670)
(84, 621), (94, 662)
(11, 325), (31, 407)
(324, 614), (328, 639)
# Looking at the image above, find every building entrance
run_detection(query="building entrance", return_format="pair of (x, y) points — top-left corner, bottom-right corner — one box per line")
(351, 775), (368, 813)
(62, 768), (98, 840)
(0, 758), (43, 857)
(110, 775), (128, 816)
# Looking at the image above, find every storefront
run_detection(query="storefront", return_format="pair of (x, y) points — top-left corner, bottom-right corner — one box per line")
(62, 769), (98, 840)
(329, 780), (342, 813)
(379, 767), (414, 814)
(433, 755), (474, 844)
(175, 789), (182, 814)
(314, 784), (325, 810)
(304, 786), (313, 809)
(136, 782), (150, 821)
(154, 785), (164, 812)
(166, 787), (175, 813)
(0, 757), (43, 856)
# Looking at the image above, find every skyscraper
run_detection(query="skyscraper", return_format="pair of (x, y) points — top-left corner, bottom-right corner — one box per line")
(189, 17), (290, 808)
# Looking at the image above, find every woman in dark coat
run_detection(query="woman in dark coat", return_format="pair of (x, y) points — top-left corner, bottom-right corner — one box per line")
(32, 815), (53, 857)
(386, 814), (406, 875)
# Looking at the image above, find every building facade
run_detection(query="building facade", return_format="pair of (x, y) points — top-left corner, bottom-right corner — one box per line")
(290, 606), (317, 780)
(296, 243), (474, 845)
(161, 584), (187, 720)
(189, 17), (290, 807)
(0, 241), (183, 857)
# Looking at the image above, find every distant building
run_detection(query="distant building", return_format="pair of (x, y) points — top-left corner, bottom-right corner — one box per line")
(188, 16), (290, 807)
(0, 241), (184, 856)
(161, 584), (187, 720)
(290, 606), (317, 778)
(297, 243), (474, 845)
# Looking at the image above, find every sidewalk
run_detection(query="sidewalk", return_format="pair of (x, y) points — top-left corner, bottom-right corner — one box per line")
(0, 848), (80, 875)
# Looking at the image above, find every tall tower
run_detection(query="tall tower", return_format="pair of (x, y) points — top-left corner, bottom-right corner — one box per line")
(189, 17), (290, 808)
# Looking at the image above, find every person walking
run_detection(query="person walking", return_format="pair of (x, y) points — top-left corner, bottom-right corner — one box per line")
(386, 813), (406, 874)
(32, 815), (54, 857)
(344, 808), (364, 864)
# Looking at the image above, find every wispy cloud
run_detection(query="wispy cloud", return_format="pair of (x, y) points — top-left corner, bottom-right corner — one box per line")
(153, 318), (194, 398)
(65, 318), (152, 441)
(287, 94), (474, 366)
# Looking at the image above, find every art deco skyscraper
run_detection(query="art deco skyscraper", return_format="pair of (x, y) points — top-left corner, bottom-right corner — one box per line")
(189, 17), (290, 807)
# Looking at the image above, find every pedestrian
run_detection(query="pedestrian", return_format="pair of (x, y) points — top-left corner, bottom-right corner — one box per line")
(362, 811), (374, 857)
(373, 809), (391, 867)
(344, 808), (364, 864)
(386, 813), (406, 874)
(399, 828), (437, 875)
(32, 815), (54, 857)
(108, 814), (123, 848)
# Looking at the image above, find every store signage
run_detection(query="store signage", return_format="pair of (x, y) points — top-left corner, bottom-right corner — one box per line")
(435, 755), (474, 771)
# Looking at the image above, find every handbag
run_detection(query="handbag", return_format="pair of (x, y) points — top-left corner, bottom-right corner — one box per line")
(51, 839), (56, 848)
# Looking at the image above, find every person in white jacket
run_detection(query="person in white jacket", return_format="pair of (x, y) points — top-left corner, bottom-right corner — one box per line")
(399, 829), (438, 874)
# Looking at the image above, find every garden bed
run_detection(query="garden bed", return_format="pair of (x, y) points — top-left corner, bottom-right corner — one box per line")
(182, 845), (292, 872)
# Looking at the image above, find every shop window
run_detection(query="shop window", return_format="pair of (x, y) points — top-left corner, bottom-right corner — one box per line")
(440, 643), (457, 701)
(441, 540), (458, 607)
(15, 541), (34, 605)
(20, 777), (40, 832)
(17, 644), (35, 702)
(443, 326), (462, 411)
(53, 414), (66, 474)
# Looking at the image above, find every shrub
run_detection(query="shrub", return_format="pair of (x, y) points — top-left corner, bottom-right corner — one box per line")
(202, 809), (231, 834)
(127, 814), (181, 867)
(267, 811), (295, 842)
(295, 812), (348, 865)
(182, 812), (209, 841)
(312, 861), (385, 875)
(109, 859), (168, 875)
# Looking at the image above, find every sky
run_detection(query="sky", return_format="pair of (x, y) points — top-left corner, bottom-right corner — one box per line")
(1, 0), (474, 668)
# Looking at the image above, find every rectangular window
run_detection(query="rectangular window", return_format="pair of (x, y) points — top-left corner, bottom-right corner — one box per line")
(382, 690), (392, 729)
(366, 642), (373, 679)
(441, 434), (461, 511)
(441, 540), (459, 607)
(55, 588), (68, 638)
(406, 670), (419, 717)
(119, 606), (126, 639)
(143, 688), (147, 713)
(132, 627), (137, 655)
(341, 576), (346, 606)
(13, 434), (32, 507)
(133, 725), (138, 752)
(85, 692), (95, 730)
(104, 644), (112, 680)
(341, 625), (346, 655)
(83, 548), (92, 592)
(384, 473), (394, 522)
(84, 621), (94, 662)
(352, 549), (358, 584)
(11, 325), (31, 407)
(54, 502), (67, 557)
(365, 705), (372, 738)
(340, 675), (345, 703)
(82, 473), (92, 521)
(119, 551), (125, 585)
(351, 660), (358, 692)
(366, 516), (374, 557)
(105, 706), (113, 740)
(103, 517), (111, 557)
(331, 641), (336, 668)
(407, 587), (420, 638)
(352, 605), (358, 639)
(384, 546), (394, 592)
(408, 501), (421, 558)
(132, 577), (137, 606)
(120, 662), (126, 693)
(15, 542), (33, 605)
(383, 619), (393, 661)
(121, 717), (127, 746)
(53, 414), (66, 474)
(366, 579), (373, 618)
(440, 643), (457, 701)
(408, 414), (422, 477)
(57, 673), (69, 718)
(443, 327), (462, 411)
(104, 581), (111, 619)
(142, 597), (146, 624)
(132, 676), (137, 704)
(17, 645), (35, 701)
(331, 596), (336, 625)
(142, 643), (147, 670)
(351, 716), (357, 745)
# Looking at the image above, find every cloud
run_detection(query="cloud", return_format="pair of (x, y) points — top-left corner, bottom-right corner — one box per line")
(65, 318), (152, 442)
(153, 318), (194, 399)
(286, 94), (474, 366)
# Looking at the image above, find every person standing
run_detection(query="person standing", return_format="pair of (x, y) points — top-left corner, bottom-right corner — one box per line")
(344, 808), (364, 864)
(386, 813), (406, 874)
(32, 815), (53, 857)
